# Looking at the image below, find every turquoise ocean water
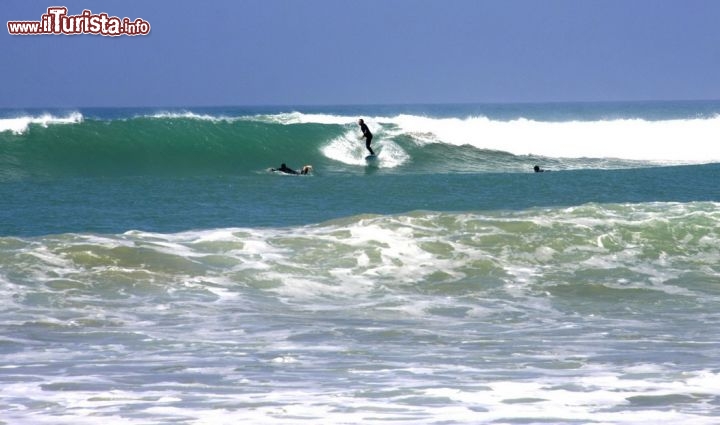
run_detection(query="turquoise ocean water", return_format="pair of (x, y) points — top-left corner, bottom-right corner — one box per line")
(1, 101), (720, 423)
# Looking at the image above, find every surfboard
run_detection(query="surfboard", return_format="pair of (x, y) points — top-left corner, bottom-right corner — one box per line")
(365, 155), (378, 162)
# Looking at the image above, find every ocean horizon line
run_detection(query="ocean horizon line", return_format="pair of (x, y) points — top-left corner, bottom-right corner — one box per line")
(3, 97), (720, 111)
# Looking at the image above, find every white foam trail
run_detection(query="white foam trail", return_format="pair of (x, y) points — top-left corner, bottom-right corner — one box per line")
(321, 130), (409, 168)
(0, 112), (83, 134)
(321, 131), (367, 166)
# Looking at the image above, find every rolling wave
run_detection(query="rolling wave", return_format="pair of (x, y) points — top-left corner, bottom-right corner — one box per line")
(1, 109), (718, 179)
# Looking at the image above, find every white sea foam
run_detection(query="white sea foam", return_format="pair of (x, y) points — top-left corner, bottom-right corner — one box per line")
(3, 204), (720, 424)
(270, 111), (720, 163)
(393, 113), (720, 162)
(0, 111), (83, 134)
(5, 368), (719, 424)
(320, 131), (369, 166)
(321, 129), (410, 168)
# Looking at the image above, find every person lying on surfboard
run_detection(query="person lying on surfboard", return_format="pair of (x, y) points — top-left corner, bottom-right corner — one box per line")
(358, 118), (375, 156)
(270, 163), (312, 175)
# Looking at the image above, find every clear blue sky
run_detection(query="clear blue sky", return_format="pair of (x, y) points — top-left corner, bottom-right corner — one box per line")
(3, 0), (719, 107)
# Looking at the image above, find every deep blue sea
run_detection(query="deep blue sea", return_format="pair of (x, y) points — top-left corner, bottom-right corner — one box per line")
(2, 101), (720, 424)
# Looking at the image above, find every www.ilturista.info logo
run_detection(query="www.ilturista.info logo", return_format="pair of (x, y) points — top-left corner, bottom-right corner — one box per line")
(7, 7), (150, 36)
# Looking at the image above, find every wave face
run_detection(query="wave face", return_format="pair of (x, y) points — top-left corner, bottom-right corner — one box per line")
(2, 102), (720, 179)
(0, 111), (343, 179)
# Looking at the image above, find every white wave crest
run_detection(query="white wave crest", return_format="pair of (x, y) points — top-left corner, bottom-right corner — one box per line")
(0, 112), (83, 134)
(257, 111), (720, 163)
(145, 111), (238, 122)
(257, 112), (356, 125)
(388, 114), (720, 163)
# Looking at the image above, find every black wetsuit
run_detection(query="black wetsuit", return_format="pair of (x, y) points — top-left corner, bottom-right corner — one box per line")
(274, 164), (298, 174)
(360, 122), (375, 155)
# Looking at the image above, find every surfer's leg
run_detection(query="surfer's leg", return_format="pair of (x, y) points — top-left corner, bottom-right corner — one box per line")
(366, 136), (375, 155)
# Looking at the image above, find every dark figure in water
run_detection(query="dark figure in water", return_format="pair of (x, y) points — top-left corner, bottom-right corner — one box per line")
(358, 118), (375, 156)
(534, 165), (545, 173)
(271, 163), (312, 175)
(275, 163), (298, 174)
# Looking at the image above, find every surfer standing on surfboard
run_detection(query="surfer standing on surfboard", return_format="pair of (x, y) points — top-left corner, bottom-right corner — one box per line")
(358, 118), (375, 156)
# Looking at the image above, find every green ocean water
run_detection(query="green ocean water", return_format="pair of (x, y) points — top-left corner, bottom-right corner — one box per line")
(1, 102), (720, 424)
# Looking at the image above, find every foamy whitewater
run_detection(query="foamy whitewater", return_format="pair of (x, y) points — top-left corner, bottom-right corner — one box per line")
(1, 101), (720, 424)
